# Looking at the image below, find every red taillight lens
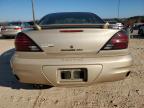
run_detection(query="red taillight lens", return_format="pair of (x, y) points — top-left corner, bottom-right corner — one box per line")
(102, 31), (128, 50)
(15, 27), (22, 30)
(15, 33), (43, 52)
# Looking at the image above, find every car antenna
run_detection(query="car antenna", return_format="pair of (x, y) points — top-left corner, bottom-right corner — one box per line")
(31, 0), (41, 30)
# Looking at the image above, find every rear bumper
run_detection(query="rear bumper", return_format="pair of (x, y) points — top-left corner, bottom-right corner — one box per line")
(1, 31), (20, 37)
(10, 54), (132, 86)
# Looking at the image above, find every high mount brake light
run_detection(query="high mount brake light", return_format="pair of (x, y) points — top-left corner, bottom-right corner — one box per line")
(60, 30), (83, 32)
(15, 33), (43, 52)
(102, 31), (128, 50)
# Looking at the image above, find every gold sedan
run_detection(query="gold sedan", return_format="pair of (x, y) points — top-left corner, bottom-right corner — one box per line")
(11, 12), (132, 86)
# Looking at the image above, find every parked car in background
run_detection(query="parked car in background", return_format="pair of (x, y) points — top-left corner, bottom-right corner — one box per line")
(105, 20), (124, 30)
(112, 22), (124, 30)
(27, 21), (36, 27)
(0, 25), (3, 34)
(138, 24), (144, 35)
(130, 23), (144, 33)
(1, 22), (32, 38)
(11, 12), (132, 87)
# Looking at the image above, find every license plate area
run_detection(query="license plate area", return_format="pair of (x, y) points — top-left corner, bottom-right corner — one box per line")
(58, 68), (87, 82)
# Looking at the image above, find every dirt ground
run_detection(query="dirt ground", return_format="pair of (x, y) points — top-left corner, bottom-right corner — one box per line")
(0, 36), (144, 108)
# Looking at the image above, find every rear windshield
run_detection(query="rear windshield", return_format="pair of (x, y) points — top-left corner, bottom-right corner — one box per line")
(8, 22), (21, 26)
(39, 12), (104, 25)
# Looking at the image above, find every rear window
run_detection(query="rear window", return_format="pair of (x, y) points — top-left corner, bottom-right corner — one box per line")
(8, 22), (21, 26)
(39, 12), (104, 25)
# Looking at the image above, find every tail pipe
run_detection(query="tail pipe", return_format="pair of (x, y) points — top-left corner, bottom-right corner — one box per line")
(126, 71), (131, 77)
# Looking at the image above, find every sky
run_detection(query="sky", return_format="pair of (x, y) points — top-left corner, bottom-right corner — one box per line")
(0, 0), (144, 22)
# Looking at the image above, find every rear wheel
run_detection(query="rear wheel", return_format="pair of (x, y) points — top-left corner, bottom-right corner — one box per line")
(1, 35), (8, 39)
(2, 35), (15, 39)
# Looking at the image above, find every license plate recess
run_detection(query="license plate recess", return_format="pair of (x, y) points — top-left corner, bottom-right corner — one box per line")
(58, 68), (87, 82)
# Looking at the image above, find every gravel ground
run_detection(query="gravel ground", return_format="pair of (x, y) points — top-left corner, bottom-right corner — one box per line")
(0, 36), (144, 108)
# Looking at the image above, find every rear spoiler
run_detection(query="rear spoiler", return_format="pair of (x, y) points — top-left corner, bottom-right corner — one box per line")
(34, 24), (113, 30)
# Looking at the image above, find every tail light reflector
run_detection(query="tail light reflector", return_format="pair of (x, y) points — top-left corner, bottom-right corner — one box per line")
(102, 31), (128, 50)
(15, 33), (43, 52)
(15, 27), (22, 30)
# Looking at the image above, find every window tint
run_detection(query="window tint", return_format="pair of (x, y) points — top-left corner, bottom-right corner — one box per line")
(8, 22), (21, 26)
(39, 12), (104, 25)
(23, 22), (31, 27)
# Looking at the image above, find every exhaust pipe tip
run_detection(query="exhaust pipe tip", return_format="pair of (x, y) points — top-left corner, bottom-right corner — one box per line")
(126, 71), (131, 77)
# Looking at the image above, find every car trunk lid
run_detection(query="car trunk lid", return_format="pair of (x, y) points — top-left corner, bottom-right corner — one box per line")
(25, 28), (118, 55)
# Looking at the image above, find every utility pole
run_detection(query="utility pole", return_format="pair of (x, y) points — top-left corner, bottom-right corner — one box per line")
(118, 0), (120, 19)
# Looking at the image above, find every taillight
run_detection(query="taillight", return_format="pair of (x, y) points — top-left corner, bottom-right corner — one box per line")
(102, 31), (128, 50)
(15, 27), (22, 30)
(15, 33), (43, 52)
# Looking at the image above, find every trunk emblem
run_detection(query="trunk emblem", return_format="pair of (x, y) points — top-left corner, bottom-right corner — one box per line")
(70, 45), (74, 49)
(60, 45), (83, 51)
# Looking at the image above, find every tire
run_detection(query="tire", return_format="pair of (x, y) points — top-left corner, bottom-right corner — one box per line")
(2, 35), (15, 39)
(1, 35), (7, 39)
